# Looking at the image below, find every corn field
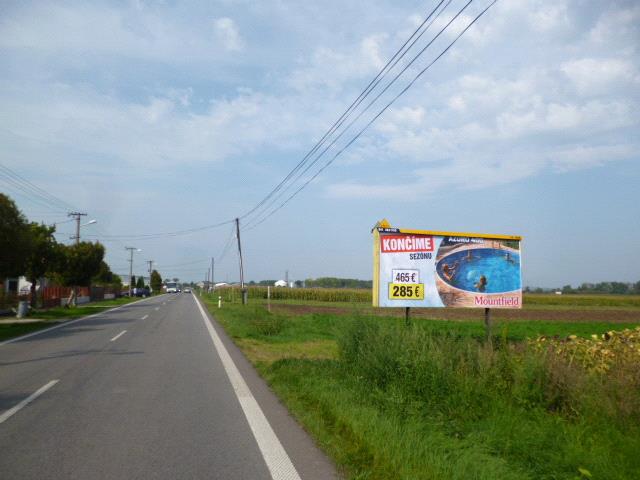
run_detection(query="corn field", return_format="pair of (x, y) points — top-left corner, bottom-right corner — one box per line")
(211, 286), (372, 303)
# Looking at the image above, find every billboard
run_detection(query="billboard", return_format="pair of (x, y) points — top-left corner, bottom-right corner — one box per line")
(373, 221), (522, 308)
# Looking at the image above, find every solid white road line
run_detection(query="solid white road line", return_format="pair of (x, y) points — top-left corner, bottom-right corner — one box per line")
(193, 296), (301, 480)
(0, 296), (158, 346)
(0, 380), (59, 425)
(110, 330), (127, 342)
(141, 315), (149, 320)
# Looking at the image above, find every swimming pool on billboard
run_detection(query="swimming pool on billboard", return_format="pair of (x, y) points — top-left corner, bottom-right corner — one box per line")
(436, 248), (521, 294)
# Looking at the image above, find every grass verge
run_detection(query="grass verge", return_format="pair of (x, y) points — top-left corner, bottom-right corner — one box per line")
(0, 295), (146, 342)
(202, 295), (640, 480)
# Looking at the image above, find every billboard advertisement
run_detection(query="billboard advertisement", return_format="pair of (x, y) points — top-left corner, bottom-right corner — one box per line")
(373, 222), (522, 308)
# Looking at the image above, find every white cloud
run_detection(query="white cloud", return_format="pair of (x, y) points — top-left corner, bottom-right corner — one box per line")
(561, 58), (639, 95)
(360, 34), (389, 70)
(213, 17), (244, 52)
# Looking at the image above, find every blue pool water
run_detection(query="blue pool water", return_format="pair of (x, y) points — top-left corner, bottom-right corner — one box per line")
(436, 248), (521, 293)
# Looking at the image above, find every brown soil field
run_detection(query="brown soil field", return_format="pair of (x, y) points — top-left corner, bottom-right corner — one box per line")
(272, 304), (640, 323)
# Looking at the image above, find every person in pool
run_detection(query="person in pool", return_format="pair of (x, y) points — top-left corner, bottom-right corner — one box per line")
(466, 249), (474, 261)
(442, 261), (459, 282)
(505, 252), (515, 264)
(475, 275), (487, 292)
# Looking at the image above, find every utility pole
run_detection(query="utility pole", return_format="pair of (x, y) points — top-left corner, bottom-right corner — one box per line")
(125, 247), (138, 298)
(285, 270), (289, 288)
(147, 260), (153, 293)
(235, 218), (247, 305)
(211, 257), (215, 293)
(68, 212), (87, 244)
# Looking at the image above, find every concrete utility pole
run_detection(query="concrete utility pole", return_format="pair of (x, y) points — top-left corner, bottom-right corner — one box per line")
(125, 247), (139, 298)
(68, 212), (87, 244)
(235, 218), (247, 305)
(147, 260), (153, 292)
(210, 257), (214, 293)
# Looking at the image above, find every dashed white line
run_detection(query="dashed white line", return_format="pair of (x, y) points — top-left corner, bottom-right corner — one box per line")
(141, 314), (149, 320)
(0, 380), (59, 424)
(155, 307), (159, 311)
(193, 296), (301, 480)
(0, 296), (157, 346)
(110, 330), (127, 342)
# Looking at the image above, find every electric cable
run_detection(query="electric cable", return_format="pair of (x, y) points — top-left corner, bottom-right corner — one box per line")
(245, 0), (498, 230)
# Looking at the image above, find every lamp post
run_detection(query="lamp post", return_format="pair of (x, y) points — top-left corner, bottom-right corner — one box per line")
(67, 214), (97, 306)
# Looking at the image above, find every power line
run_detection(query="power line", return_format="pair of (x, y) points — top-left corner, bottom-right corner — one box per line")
(241, 0), (466, 231)
(237, 0), (450, 227)
(245, 0), (497, 230)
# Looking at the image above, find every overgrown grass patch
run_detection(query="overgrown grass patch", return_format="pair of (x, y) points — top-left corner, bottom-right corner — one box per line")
(203, 296), (640, 479)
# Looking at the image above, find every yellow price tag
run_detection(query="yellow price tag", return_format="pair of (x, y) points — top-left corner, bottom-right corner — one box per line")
(388, 283), (424, 300)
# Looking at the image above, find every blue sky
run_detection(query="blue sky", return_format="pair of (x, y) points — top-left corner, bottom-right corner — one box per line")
(1, 0), (638, 287)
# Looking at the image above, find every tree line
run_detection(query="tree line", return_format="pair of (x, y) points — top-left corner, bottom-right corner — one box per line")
(0, 193), (163, 306)
(525, 282), (640, 295)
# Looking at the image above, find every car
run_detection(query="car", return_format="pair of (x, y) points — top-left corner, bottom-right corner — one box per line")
(165, 282), (179, 293)
(184, 288), (191, 293)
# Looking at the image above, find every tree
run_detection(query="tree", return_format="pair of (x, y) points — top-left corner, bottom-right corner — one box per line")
(24, 222), (59, 307)
(136, 276), (145, 289)
(0, 193), (31, 279)
(172, 277), (179, 282)
(92, 261), (122, 291)
(56, 242), (105, 287)
(150, 270), (162, 293)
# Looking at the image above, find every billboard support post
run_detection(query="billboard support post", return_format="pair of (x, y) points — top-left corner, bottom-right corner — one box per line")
(484, 308), (492, 344)
(405, 307), (411, 326)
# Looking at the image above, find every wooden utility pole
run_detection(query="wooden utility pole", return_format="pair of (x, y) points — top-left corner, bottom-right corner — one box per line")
(235, 218), (247, 304)
(125, 247), (138, 298)
(68, 212), (87, 244)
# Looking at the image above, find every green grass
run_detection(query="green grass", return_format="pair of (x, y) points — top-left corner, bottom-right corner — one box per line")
(202, 295), (640, 480)
(211, 287), (640, 309)
(0, 322), (55, 342)
(28, 296), (141, 321)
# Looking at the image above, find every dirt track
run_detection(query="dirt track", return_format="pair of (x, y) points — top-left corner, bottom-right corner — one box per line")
(272, 304), (640, 323)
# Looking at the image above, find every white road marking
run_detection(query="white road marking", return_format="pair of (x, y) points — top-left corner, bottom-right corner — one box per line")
(141, 314), (149, 320)
(110, 330), (127, 342)
(193, 296), (301, 480)
(0, 296), (159, 346)
(0, 380), (59, 425)
(155, 307), (160, 311)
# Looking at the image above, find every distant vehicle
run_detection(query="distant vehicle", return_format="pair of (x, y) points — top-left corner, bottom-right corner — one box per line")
(184, 288), (191, 293)
(133, 287), (150, 297)
(166, 282), (179, 293)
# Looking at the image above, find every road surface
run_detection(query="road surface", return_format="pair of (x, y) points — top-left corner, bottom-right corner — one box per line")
(0, 293), (337, 479)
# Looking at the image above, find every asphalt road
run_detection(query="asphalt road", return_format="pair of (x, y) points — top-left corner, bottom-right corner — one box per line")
(0, 294), (337, 480)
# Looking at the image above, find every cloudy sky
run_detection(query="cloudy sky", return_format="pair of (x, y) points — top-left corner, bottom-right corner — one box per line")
(1, 0), (638, 287)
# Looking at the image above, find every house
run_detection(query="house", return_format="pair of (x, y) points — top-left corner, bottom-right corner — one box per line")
(274, 280), (287, 287)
